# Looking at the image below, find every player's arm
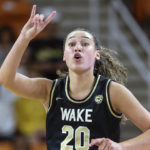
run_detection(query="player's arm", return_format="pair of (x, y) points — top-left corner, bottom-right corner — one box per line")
(110, 81), (150, 150)
(0, 5), (56, 106)
(89, 81), (150, 150)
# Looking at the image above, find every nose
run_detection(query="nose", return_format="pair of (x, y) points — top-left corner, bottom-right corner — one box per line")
(74, 43), (82, 52)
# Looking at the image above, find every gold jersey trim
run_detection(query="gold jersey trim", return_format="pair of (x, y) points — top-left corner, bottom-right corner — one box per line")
(65, 75), (101, 104)
(48, 79), (58, 111)
(106, 79), (122, 119)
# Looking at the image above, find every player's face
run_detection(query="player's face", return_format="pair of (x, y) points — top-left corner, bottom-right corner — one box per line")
(64, 30), (100, 74)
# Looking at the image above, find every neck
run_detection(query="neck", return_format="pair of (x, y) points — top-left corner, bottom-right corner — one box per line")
(68, 70), (95, 99)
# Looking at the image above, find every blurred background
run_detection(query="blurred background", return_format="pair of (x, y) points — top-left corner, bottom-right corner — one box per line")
(0, 0), (150, 150)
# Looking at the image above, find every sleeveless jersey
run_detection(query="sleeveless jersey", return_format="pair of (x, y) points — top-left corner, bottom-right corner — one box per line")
(46, 75), (122, 150)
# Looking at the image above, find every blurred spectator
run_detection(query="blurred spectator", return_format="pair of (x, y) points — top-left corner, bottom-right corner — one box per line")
(133, 0), (150, 23)
(133, 0), (150, 38)
(0, 0), (31, 37)
(0, 86), (17, 141)
(0, 25), (16, 66)
(13, 68), (46, 150)
(0, 25), (17, 141)
(30, 6), (66, 79)
(0, 25), (31, 149)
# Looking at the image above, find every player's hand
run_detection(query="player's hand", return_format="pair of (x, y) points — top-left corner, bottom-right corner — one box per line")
(20, 5), (56, 41)
(89, 138), (123, 150)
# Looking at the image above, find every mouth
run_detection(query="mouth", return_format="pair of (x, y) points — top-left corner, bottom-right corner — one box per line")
(74, 53), (82, 61)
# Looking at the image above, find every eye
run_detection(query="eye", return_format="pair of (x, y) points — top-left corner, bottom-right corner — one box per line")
(68, 42), (76, 47)
(82, 42), (89, 47)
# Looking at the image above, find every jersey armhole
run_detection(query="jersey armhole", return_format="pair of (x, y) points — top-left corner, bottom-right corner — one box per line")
(48, 79), (58, 111)
(106, 79), (122, 119)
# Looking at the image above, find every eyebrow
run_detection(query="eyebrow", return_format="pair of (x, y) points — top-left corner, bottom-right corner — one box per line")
(68, 36), (91, 40)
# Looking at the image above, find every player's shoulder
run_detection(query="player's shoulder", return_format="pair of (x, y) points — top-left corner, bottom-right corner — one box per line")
(109, 81), (127, 93)
(49, 76), (67, 91)
(109, 81), (131, 106)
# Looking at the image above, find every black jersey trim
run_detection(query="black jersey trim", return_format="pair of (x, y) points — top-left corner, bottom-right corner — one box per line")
(65, 75), (101, 103)
(106, 79), (122, 119)
(48, 79), (58, 111)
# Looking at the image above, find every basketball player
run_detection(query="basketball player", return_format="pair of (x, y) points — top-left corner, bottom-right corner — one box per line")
(0, 5), (150, 150)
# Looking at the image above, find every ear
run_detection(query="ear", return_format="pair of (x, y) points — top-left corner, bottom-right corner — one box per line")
(95, 50), (100, 60)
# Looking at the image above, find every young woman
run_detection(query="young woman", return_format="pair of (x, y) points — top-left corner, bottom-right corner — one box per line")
(0, 5), (150, 150)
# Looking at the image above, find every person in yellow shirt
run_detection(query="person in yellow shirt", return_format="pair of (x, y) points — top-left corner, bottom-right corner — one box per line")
(14, 68), (46, 150)
(15, 97), (46, 137)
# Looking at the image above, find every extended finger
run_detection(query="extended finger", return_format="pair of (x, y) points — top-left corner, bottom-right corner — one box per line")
(98, 139), (109, 150)
(45, 11), (56, 26)
(30, 5), (36, 19)
(105, 144), (111, 150)
(89, 138), (104, 147)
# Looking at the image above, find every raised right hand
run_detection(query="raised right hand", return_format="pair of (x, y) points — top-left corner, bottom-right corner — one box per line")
(20, 5), (56, 41)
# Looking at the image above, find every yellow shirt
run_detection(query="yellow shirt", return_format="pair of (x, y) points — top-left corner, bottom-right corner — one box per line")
(15, 97), (46, 136)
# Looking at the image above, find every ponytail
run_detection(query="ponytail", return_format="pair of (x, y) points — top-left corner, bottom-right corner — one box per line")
(94, 47), (127, 85)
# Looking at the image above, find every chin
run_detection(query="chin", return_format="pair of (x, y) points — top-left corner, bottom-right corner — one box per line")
(71, 67), (92, 74)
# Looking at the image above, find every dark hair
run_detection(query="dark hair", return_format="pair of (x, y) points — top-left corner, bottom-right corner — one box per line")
(61, 28), (127, 85)
(94, 48), (127, 85)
